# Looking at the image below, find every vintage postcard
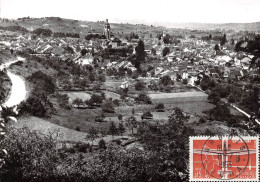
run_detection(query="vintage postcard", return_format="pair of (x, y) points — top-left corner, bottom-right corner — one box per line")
(0, 0), (259, 181)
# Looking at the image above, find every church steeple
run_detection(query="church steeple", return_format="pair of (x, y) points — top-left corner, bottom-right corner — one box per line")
(104, 19), (110, 40)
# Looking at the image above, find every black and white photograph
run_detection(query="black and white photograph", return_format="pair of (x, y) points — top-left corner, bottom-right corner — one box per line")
(0, 0), (260, 181)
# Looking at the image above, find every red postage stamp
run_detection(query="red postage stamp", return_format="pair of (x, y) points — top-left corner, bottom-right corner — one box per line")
(190, 136), (259, 181)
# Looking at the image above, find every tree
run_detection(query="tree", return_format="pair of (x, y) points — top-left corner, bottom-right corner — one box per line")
(19, 96), (47, 117)
(118, 114), (123, 122)
(220, 34), (227, 46)
(155, 103), (165, 112)
(95, 113), (106, 122)
(101, 100), (115, 113)
(32, 28), (52, 36)
(135, 81), (145, 91)
(81, 49), (88, 56)
(89, 94), (103, 106)
(118, 123), (126, 136)
(209, 34), (212, 40)
(126, 116), (137, 135)
(228, 94), (236, 103)
(98, 139), (106, 150)
(57, 93), (70, 109)
(72, 98), (84, 108)
(214, 44), (220, 51)
(88, 73), (96, 82)
(135, 92), (152, 104)
(163, 36), (170, 44)
(168, 107), (189, 125)
(28, 71), (56, 94)
(86, 127), (98, 146)
(240, 86), (259, 113)
(208, 103), (231, 121)
(141, 115), (144, 121)
(98, 75), (106, 82)
(159, 75), (173, 86)
(162, 47), (170, 56)
(151, 48), (156, 55)
(109, 122), (118, 140)
(182, 79), (188, 84)
(0, 128), (60, 181)
(142, 111), (153, 119)
(134, 39), (145, 69)
(208, 91), (221, 104)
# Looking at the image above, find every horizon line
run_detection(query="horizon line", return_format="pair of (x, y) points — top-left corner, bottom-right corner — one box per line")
(1, 16), (260, 25)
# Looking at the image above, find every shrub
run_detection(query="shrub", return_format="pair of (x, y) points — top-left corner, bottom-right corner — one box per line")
(182, 79), (188, 84)
(101, 100), (115, 113)
(75, 143), (90, 153)
(155, 103), (165, 112)
(135, 92), (152, 104)
(162, 47), (170, 56)
(19, 96), (47, 117)
(142, 111), (153, 119)
(0, 128), (60, 181)
(112, 99), (120, 106)
(98, 139), (106, 150)
(135, 81), (145, 91)
(198, 117), (207, 124)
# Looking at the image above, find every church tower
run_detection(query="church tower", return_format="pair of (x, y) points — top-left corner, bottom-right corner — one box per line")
(104, 19), (110, 40)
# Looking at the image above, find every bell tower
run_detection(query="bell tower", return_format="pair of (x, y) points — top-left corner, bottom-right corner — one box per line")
(104, 19), (110, 40)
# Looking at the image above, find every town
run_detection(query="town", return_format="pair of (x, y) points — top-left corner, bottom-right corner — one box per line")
(0, 14), (260, 181)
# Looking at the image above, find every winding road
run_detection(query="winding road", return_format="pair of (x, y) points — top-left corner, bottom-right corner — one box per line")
(1, 57), (27, 107)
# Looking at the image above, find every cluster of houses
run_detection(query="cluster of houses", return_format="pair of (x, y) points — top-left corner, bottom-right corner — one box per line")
(0, 23), (259, 89)
(140, 37), (260, 86)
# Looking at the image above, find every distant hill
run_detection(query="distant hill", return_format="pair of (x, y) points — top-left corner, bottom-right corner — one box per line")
(0, 17), (259, 38)
(163, 22), (260, 32)
(0, 17), (164, 38)
(110, 18), (260, 32)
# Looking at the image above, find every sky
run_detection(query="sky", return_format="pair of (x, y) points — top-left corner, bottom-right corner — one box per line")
(0, 0), (260, 24)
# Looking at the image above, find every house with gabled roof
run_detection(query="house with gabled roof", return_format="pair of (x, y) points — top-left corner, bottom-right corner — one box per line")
(194, 65), (205, 73)
(154, 67), (164, 77)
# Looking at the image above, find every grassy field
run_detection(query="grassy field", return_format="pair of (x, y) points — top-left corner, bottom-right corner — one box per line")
(14, 116), (87, 142)
(149, 91), (207, 99)
(103, 90), (121, 100)
(60, 91), (91, 102)
(149, 91), (211, 116)
(15, 116), (135, 144)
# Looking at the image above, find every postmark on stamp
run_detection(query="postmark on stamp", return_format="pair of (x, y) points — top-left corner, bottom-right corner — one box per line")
(190, 136), (259, 181)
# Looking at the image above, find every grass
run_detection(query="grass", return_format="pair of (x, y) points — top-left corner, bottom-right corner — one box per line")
(15, 116), (87, 142)
(192, 120), (231, 135)
(60, 91), (91, 102)
(10, 57), (57, 78)
(103, 90), (121, 100)
(44, 97), (120, 133)
(149, 91), (212, 116)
